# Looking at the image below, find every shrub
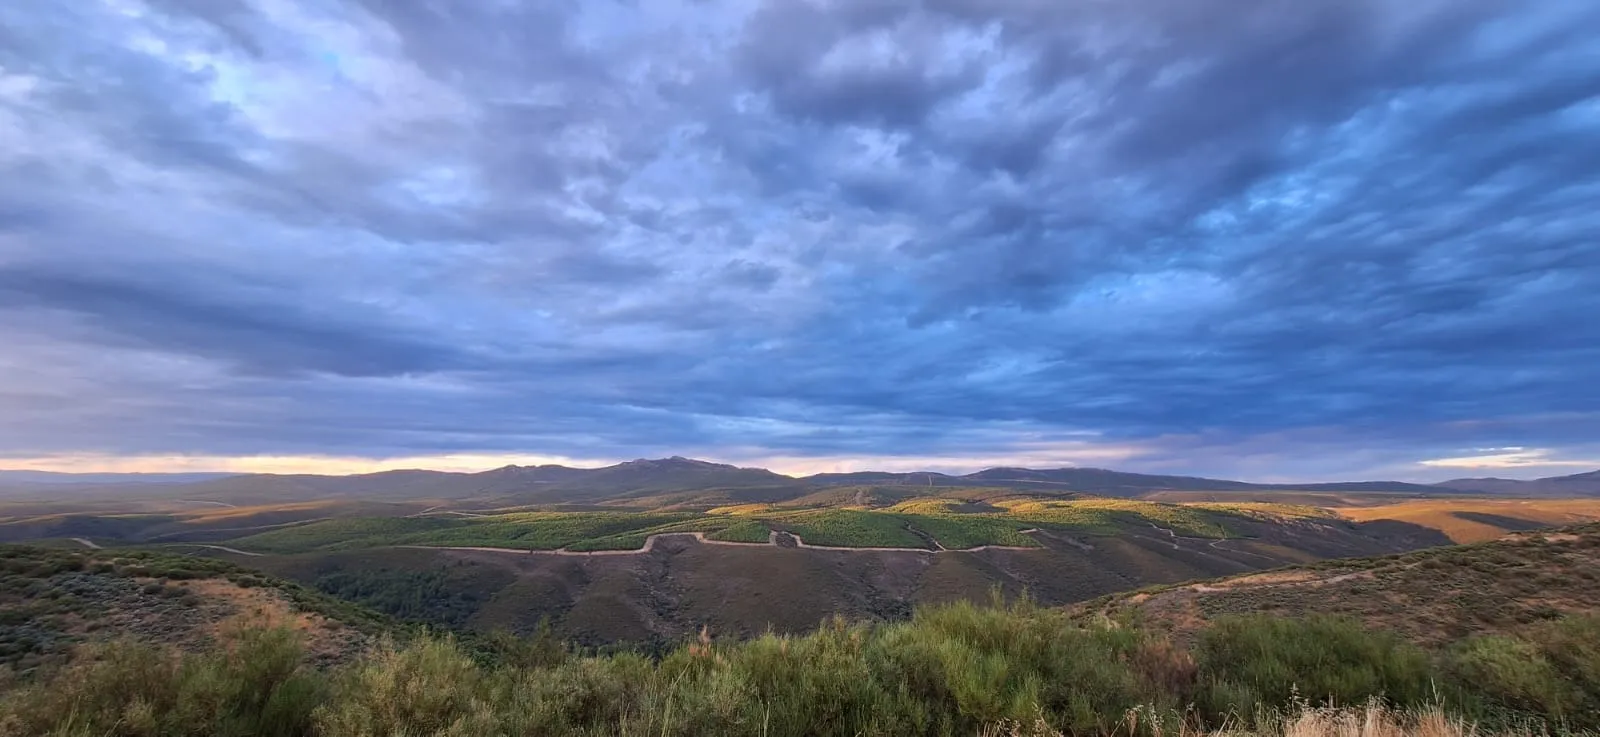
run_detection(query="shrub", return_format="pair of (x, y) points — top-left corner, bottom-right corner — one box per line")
(1196, 615), (1433, 719)
(313, 637), (491, 737)
(5, 603), (1600, 736)
(1447, 635), (1574, 718)
(0, 627), (321, 737)
(1509, 614), (1600, 721)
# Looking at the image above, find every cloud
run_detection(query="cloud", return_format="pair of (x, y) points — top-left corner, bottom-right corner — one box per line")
(1420, 450), (1600, 471)
(0, 0), (1597, 481)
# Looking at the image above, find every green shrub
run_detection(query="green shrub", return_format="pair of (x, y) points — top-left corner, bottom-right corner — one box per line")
(1505, 614), (1600, 720)
(1196, 615), (1433, 719)
(313, 637), (490, 737)
(1448, 635), (1575, 718)
(0, 627), (321, 737)
(6, 601), (1600, 736)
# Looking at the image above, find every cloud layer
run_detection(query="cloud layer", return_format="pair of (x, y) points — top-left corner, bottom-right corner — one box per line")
(2, 0), (1598, 480)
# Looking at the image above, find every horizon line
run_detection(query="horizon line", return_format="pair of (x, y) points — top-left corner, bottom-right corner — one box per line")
(0, 453), (1583, 484)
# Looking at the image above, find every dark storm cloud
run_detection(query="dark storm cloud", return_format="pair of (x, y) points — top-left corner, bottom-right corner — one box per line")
(0, 263), (463, 377)
(0, 0), (1598, 479)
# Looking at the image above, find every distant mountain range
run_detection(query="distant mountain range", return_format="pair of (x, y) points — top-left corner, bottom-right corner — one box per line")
(0, 470), (236, 485)
(10, 456), (1594, 505)
(1437, 469), (1600, 496)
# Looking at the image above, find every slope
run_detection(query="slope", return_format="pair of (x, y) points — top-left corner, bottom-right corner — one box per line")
(0, 544), (391, 674)
(236, 505), (1445, 645)
(1076, 523), (1600, 645)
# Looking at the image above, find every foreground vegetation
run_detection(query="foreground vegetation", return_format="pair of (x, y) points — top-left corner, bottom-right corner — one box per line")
(4, 596), (1598, 737)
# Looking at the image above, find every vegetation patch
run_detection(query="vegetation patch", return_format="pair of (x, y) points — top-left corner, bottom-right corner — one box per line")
(704, 520), (772, 543)
(1184, 502), (1340, 521)
(997, 499), (1235, 538)
(231, 518), (465, 553)
(905, 515), (1039, 549)
(766, 509), (927, 548)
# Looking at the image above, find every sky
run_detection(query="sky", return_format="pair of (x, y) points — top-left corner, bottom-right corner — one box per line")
(1, 0), (1598, 482)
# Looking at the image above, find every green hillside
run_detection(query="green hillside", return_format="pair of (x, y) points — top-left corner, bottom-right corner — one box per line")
(217, 498), (1294, 554)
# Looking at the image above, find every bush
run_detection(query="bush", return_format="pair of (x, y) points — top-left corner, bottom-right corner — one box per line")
(1498, 614), (1600, 722)
(1447, 635), (1574, 717)
(0, 627), (321, 737)
(6, 604), (1600, 736)
(1196, 615), (1433, 719)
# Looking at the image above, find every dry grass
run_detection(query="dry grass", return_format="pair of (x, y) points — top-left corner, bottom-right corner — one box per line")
(189, 579), (365, 663)
(1334, 499), (1600, 543)
(1214, 705), (1501, 737)
(979, 703), (1540, 737)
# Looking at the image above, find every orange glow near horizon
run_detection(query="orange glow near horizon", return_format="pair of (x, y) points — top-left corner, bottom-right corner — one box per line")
(1, 442), (1149, 477)
(4, 446), (1592, 480)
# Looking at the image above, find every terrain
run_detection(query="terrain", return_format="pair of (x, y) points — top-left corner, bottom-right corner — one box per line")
(5, 460), (1600, 644)
(4, 525), (1600, 735)
(5, 459), (1600, 733)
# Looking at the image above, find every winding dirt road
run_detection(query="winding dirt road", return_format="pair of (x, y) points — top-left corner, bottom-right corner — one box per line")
(1143, 523), (1279, 562)
(70, 528), (1045, 559)
(70, 536), (262, 557)
(165, 543), (265, 557)
(400, 528), (1044, 557)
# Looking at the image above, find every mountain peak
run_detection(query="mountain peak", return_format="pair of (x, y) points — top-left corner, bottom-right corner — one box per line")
(619, 456), (729, 469)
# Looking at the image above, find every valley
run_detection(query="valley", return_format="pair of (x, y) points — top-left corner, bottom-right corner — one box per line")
(7, 511), (1600, 735)
(5, 459), (1600, 645)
